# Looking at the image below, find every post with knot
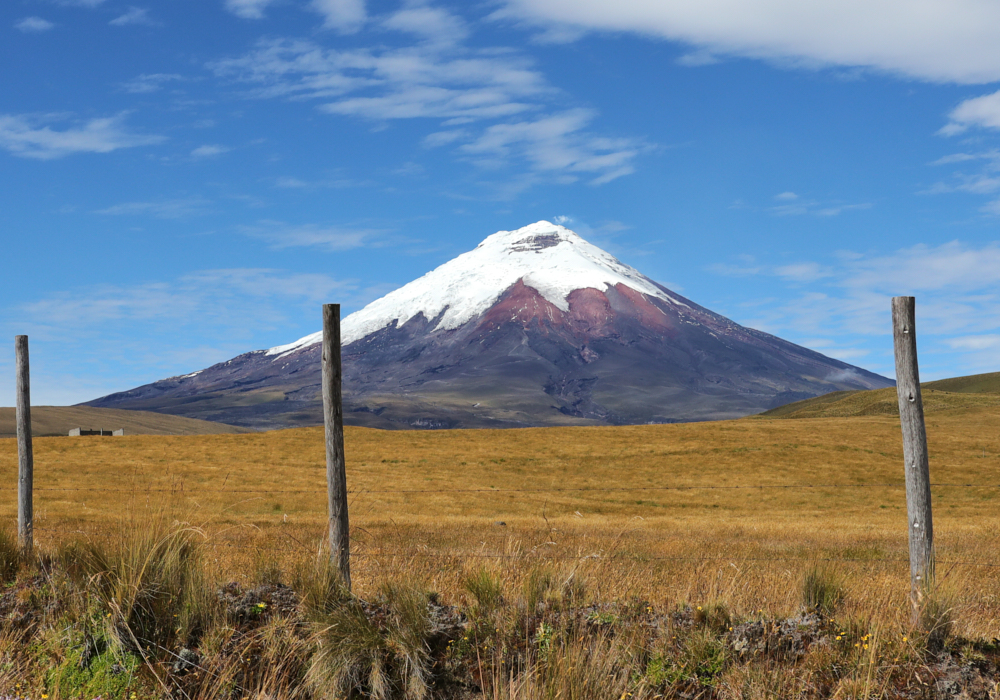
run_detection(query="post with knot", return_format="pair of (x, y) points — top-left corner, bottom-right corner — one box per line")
(322, 304), (351, 589)
(891, 296), (934, 621)
(15, 335), (34, 558)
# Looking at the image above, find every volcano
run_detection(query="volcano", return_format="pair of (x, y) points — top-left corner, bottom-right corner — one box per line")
(85, 221), (893, 429)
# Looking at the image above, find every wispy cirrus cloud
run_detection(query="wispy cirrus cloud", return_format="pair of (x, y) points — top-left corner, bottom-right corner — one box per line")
(2, 268), (359, 403)
(0, 112), (164, 160)
(710, 240), (1000, 378)
(272, 175), (360, 189)
(224, 0), (276, 20)
(311, 0), (366, 33)
(109, 7), (156, 26)
(120, 73), (183, 93)
(15, 17), (55, 32)
(190, 144), (230, 157)
(924, 148), (1000, 214)
(458, 109), (642, 185)
(210, 19), (644, 189)
(238, 220), (387, 251)
(732, 191), (873, 217)
(94, 197), (212, 218)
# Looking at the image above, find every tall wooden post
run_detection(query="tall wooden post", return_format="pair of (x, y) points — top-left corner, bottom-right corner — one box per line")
(322, 304), (350, 589)
(891, 297), (934, 616)
(15, 336), (33, 558)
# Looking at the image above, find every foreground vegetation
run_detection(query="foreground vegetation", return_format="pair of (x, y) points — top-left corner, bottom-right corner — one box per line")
(0, 400), (998, 697)
(0, 514), (998, 699)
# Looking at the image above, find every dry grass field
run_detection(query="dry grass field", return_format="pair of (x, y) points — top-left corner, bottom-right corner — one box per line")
(1, 403), (999, 627)
(1, 399), (999, 698)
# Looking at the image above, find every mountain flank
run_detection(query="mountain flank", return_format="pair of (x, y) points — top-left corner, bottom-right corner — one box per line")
(85, 221), (893, 430)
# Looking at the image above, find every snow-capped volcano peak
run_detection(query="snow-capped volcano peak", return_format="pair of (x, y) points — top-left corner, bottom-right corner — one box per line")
(267, 221), (687, 358)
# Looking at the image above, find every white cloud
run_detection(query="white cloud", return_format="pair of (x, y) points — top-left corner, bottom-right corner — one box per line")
(0, 113), (164, 160)
(815, 203), (873, 216)
(715, 240), (1000, 377)
(95, 197), (212, 218)
(946, 334), (1000, 351)
(941, 90), (1000, 135)
(225, 0), (275, 19)
(845, 241), (1000, 296)
(272, 175), (359, 188)
(924, 148), (1000, 213)
(498, 0), (1000, 84)
(383, 5), (468, 45)
(982, 199), (1000, 216)
(212, 36), (644, 187)
(15, 17), (55, 33)
(765, 194), (871, 217)
(422, 129), (468, 147)
(191, 144), (230, 157)
(931, 152), (981, 166)
(238, 220), (386, 251)
(460, 109), (641, 184)
(774, 262), (831, 283)
(311, 0), (365, 32)
(120, 73), (183, 94)
(16, 269), (354, 331)
(3, 267), (359, 403)
(109, 7), (155, 26)
(676, 50), (719, 67)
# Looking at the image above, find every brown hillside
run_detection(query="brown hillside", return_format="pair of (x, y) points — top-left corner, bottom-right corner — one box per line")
(924, 370), (1000, 394)
(756, 385), (1000, 419)
(0, 405), (250, 438)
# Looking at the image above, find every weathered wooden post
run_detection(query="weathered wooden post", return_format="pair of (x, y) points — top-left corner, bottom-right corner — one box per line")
(322, 304), (351, 589)
(891, 296), (934, 618)
(15, 336), (33, 557)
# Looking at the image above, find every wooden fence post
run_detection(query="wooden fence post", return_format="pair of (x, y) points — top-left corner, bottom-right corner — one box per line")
(322, 304), (351, 589)
(15, 335), (33, 558)
(891, 296), (934, 618)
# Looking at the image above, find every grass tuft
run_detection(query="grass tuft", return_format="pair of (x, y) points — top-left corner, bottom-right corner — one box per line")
(307, 580), (432, 700)
(0, 525), (20, 582)
(801, 565), (844, 615)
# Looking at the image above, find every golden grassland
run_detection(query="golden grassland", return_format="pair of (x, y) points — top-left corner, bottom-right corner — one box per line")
(1, 402), (999, 642)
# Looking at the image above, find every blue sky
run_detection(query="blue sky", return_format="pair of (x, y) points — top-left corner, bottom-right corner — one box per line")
(2, 0), (1000, 405)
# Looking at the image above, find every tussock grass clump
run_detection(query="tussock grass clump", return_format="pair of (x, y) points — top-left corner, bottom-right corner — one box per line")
(0, 525), (20, 583)
(495, 633), (641, 700)
(59, 512), (212, 655)
(917, 589), (955, 651)
(802, 565), (844, 615)
(306, 581), (434, 700)
(693, 600), (731, 631)
(463, 566), (504, 615)
(294, 553), (351, 617)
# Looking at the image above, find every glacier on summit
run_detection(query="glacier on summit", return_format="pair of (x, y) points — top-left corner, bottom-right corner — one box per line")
(267, 221), (688, 359)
